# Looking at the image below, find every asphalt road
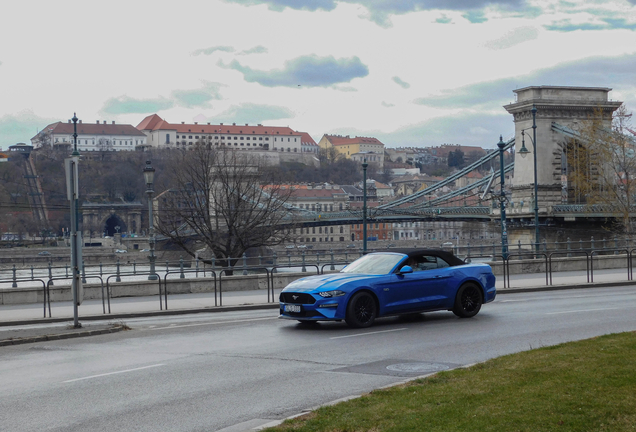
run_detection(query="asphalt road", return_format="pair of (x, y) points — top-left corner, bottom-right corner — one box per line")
(1, 286), (636, 432)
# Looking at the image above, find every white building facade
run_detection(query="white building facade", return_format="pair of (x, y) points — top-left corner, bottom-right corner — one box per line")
(32, 120), (146, 152)
(137, 114), (305, 153)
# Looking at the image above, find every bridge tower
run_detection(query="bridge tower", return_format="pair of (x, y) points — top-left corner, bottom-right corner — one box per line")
(504, 86), (622, 213)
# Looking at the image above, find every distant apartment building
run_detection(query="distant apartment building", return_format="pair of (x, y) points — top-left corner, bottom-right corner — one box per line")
(318, 134), (385, 168)
(32, 120), (146, 152)
(283, 184), (350, 243)
(137, 114), (310, 153)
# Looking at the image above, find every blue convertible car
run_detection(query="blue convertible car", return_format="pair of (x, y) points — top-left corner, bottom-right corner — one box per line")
(279, 249), (496, 328)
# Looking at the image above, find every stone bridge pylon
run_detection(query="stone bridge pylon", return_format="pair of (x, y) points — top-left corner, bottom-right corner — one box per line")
(504, 86), (622, 213)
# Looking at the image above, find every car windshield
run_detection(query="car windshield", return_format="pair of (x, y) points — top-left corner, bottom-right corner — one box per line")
(341, 253), (405, 275)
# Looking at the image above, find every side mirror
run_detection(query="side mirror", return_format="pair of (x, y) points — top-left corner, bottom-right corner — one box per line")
(399, 265), (413, 274)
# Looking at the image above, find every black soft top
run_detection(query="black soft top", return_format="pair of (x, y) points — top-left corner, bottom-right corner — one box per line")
(373, 249), (465, 267)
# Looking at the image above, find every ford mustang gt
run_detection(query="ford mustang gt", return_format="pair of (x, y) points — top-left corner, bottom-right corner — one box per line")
(279, 249), (496, 328)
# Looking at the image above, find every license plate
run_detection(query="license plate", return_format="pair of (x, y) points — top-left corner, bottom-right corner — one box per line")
(285, 304), (301, 313)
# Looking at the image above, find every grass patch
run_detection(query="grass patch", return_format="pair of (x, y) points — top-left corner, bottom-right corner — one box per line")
(266, 332), (636, 432)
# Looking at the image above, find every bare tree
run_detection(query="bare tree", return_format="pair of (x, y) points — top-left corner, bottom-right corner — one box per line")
(566, 105), (636, 234)
(97, 138), (113, 152)
(155, 145), (296, 269)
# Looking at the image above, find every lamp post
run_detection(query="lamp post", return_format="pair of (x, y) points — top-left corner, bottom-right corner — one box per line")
(69, 113), (81, 327)
(497, 136), (509, 259)
(517, 104), (539, 253)
(362, 159), (368, 253)
(143, 161), (158, 280)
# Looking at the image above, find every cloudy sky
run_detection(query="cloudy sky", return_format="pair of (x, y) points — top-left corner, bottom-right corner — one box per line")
(1, 0), (635, 150)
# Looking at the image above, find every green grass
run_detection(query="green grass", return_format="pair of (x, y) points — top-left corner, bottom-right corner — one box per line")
(266, 332), (636, 432)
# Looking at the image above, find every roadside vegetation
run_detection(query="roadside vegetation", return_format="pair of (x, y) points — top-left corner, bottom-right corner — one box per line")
(266, 331), (636, 432)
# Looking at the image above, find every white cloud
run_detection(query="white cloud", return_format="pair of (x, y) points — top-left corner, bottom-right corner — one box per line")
(0, 0), (635, 149)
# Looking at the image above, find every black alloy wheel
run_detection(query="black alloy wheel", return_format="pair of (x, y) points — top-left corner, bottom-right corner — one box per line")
(453, 283), (483, 318)
(345, 292), (377, 328)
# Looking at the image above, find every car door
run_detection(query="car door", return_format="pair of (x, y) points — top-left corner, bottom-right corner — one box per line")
(377, 255), (452, 314)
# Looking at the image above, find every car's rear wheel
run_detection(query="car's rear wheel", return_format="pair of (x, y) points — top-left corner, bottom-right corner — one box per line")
(345, 291), (377, 328)
(453, 283), (483, 318)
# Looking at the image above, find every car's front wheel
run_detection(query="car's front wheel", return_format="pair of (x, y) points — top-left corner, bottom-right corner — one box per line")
(453, 283), (483, 318)
(345, 291), (377, 328)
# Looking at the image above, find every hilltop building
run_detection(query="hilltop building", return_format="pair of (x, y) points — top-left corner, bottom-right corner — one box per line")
(137, 114), (311, 153)
(318, 134), (385, 168)
(31, 120), (146, 152)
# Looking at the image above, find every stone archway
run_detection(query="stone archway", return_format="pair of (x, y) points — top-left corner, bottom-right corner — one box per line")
(81, 202), (143, 238)
(104, 214), (127, 237)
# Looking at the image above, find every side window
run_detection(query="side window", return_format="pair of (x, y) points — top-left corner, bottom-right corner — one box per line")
(419, 255), (450, 270)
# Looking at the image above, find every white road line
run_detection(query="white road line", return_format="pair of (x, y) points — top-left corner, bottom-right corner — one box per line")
(545, 307), (620, 315)
(330, 328), (407, 340)
(62, 364), (165, 383)
(143, 316), (277, 331)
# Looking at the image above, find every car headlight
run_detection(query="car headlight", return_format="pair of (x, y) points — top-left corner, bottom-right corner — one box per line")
(318, 290), (346, 298)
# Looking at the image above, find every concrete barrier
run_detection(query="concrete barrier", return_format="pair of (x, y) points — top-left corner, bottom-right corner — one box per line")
(0, 271), (319, 305)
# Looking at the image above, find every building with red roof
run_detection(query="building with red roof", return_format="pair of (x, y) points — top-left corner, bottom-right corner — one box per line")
(31, 120), (146, 152)
(137, 114), (310, 154)
(317, 134), (385, 167)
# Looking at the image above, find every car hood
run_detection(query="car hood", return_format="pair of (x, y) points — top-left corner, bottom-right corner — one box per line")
(282, 273), (379, 293)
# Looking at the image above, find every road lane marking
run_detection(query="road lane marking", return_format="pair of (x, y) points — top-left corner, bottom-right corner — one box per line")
(329, 328), (407, 340)
(62, 364), (165, 383)
(545, 307), (620, 315)
(143, 316), (277, 331)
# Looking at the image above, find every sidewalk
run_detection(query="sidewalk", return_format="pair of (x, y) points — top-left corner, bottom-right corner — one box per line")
(1, 268), (635, 345)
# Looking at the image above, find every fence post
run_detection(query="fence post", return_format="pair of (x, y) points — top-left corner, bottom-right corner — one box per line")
(166, 260), (169, 273)
(542, 238), (547, 253)
(116, 258), (121, 282)
(614, 236), (619, 255)
(30, 265), (34, 280)
(196, 258), (199, 277)
(287, 251), (291, 267)
(99, 262), (103, 277)
(579, 239), (583, 250)
(466, 242), (471, 263)
(330, 248), (335, 271)
(259, 255), (263, 267)
(603, 238), (607, 250)
(272, 252), (277, 274)
(81, 260), (87, 284)
(590, 236), (595, 251)
(492, 242), (496, 261)
(518, 240), (522, 253)
(316, 251), (320, 268)
(133, 259), (137, 275)
(302, 250), (307, 272)
(345, 251), (349, 262)
(65, 264), (69, 278)
(12, 264), (17, 288)
(180, 256), (185, 279)
(242, 253), (248, 276)
(48, 261), (54, 286)
(567, 237), (572, 258)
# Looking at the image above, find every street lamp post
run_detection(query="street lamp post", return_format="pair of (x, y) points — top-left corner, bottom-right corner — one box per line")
(69, 113), (82, 328)
(362, 159), (368, 253)
(143, 161), (158, 280)
(517, 104), (539, 253)
(497, 136), (509, 259)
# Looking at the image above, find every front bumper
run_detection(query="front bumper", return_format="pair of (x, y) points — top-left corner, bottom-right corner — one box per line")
(279, 294), (346, 321)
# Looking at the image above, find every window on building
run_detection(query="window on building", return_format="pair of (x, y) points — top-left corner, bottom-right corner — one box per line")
(189, 136), (192, 139)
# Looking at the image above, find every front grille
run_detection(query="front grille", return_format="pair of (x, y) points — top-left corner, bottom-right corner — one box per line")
(279, 292), (316, 304)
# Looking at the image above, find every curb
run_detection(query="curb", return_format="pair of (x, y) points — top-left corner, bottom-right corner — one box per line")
(0, 324), (127, 347)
